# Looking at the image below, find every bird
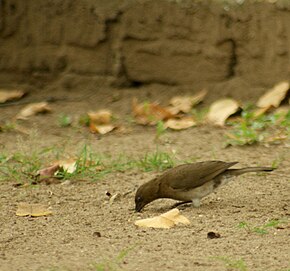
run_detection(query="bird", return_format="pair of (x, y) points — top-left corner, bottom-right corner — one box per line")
(135, 160), (274, 212)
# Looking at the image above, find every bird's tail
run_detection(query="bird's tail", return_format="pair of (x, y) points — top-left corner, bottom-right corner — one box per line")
(226, 167), (274, 176)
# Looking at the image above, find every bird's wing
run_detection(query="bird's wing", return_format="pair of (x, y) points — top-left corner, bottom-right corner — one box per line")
(161, 161), (238, 191)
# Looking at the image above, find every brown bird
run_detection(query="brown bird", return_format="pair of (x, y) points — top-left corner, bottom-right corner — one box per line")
(135, 160), (274, 212)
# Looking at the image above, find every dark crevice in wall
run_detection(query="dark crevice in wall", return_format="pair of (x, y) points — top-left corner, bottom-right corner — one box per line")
(227, 39), (237, 78)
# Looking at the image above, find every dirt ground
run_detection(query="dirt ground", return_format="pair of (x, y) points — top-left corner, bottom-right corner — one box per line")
(0, 85), (289, 271)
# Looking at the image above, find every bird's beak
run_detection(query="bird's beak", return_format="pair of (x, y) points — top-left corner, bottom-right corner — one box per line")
(135, 203), (143, 212)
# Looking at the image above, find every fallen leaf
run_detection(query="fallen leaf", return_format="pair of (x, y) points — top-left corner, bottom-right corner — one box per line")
(16, 203), (52, 217)
(58, 159), (77, 174)
(207, 98), (240, 126)
(253, 106), (274, 118)
(164, 117), (196, 130)
(169, 89), (207, 113)
(132, 98), (175, 125)
(88, 110), (112, 124)
(0, 89), (26, 103)
(134, 208), (190, 229)
(37, 164), (60, 177)
(87, 110), (117, 134)
(89, 123), (116, 134)
(16, 102), (52, 120)
(257, 81), (289, 108)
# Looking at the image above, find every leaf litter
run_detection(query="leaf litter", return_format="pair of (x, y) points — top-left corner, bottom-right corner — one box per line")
(16, 203), (52, 217)
(0, 89), (26, 103)
(88, 109), (117, 134)
(134, 208), (190, 229)
(16, 102), (52, 120)
(207, 98), (240, 126)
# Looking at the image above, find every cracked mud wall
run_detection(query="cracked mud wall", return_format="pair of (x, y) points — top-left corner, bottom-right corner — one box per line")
(1, 0), (290, 96)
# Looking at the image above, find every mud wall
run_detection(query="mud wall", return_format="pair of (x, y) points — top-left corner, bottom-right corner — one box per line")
(1, 0), (290, 92)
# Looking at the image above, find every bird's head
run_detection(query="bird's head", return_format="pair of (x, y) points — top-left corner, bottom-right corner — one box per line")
(135, 178), (160, 212)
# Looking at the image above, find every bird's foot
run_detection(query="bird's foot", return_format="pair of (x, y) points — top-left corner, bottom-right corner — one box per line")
(172, 201), (192, 210)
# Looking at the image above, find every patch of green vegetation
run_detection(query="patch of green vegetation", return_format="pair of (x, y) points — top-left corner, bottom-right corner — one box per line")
(0, 145), (54, 183)
(0, 144), (177, 183)
(215, 256), (247, 271)
(136, 150), (175, 172)
(238, 219), (287, 235)
(191, 107), (208, 123)
(155, 120), (167, 140)
(0, 121), (17, 132)
(92, 246), (133, 271)
(225, 108), (289, 146)
(57, 113), (72, 127)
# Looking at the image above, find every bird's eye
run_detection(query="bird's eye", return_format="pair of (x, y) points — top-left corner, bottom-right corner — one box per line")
(137, 196), (142, 202)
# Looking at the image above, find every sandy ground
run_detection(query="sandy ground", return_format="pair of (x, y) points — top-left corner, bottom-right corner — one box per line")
(0, 86), (289, 271)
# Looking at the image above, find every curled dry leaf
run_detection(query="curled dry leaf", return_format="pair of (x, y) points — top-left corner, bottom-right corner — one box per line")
(16, 102), (52, 120)
(169, 89), (207, 113)
(88, 110), (116, 134)
(89, 123), (116, 134)
(257, 81), (289, 108)
(164, 117), (196, 130)
(37, 164), (60, 177)
(132, 98), (175, 125)
(88, 110), (112, 124)
(253, 106), (273, 118)
(0, 89), (26, 103)
(134, 208), (190, 229)
(58, 159), (77, 174)
(207, 98), (240, 126)
(16, 203), (52, 217)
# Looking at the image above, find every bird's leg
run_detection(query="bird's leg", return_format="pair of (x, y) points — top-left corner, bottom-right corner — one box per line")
(172, 201), (192, 208)
(192, 198), (201, 208)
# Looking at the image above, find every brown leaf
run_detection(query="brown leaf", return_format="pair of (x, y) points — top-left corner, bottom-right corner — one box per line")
(16, 102), (52, 120)
(134, 208), (190, 229)
(132, 98), (175, 125)
(207, 98), (240, 126)
(169, 89), (207, 113)
(37, 164), (60, 177)
(88, 110), (112, 125)
(257, 81), (289, 108)
(164, 117), (196, 130)
(87, 110), (117, 134)
(89, 123), (116, 134)
(57, 159), (77, 174)
(253, 106), (274, 118)
(16, 203), (52, 217)
(0, 89), (26, 103)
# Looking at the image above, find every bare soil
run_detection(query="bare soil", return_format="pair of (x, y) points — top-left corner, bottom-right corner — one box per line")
(0, 86), (289, 271)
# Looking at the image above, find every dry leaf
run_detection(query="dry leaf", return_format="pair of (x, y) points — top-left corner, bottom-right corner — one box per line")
(207, 98), (240, 126)
(87, 110), (117, 134)
(132, 98), (175, 125)
(169, 89), (207, 113)
(134, 208), (190, 229)
(16, 203), (52, 217)
(0, 89), (26, 103)
(16, 102), (51, 120)
(37, 164), (60, 177)
(89, 123), (116, 134)
(253, 106), (274, 118)
(164, 117), (196, 130)
(257, 81), (289, 108)
(58, 159), (77, 174)
(88, 110), (112, 124)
